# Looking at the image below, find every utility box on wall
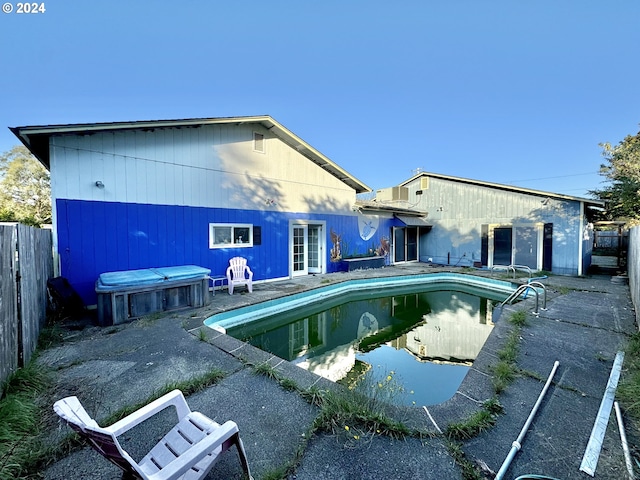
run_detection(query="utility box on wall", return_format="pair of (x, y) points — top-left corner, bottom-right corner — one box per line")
(375, 186), (408, 202)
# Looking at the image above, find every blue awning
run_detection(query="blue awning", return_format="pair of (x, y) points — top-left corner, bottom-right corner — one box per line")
(395, 215), (432, 228)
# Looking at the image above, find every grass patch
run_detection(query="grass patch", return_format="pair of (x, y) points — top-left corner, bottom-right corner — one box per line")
(618, 332), (640, 421)
(0, 362), (51, 480)
(490, 319), (523, 394)
(252, 361), (303, 394)
(280, 378), (298, 392)
(253, 361), (280, 380)
(312, 371), (412, 442)
(444, 398), (503, 447)
(136, 312), (165, 326)
(508, 310), (528, 327)
(37, 325), (66, 350)
(446, 440), (483, 480)
(299, 386), (325, 406)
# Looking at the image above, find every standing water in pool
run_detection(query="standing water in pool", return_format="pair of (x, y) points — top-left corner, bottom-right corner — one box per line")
(226, 284), (503, 406)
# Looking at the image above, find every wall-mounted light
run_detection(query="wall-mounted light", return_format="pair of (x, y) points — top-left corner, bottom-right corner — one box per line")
(95, 181), (105, 189)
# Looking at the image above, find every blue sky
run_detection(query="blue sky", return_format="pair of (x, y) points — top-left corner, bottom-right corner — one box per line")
(1, 1), (639, 198)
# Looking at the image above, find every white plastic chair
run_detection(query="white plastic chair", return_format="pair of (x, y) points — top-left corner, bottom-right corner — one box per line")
(53, 390), (252, 480)
(226, 257), (253, 295)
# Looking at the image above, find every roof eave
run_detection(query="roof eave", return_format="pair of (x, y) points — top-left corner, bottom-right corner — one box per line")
(401, 171), (604, 207)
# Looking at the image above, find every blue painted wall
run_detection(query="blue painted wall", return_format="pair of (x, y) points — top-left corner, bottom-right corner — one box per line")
(58, 199), (397, 305)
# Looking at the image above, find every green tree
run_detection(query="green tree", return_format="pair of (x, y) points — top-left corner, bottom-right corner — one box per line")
(590, 128), (640, 223)
(0, 145), (51, 226)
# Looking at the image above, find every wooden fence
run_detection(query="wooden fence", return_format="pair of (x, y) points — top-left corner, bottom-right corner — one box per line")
(0, 223), (53, 393)
(629, 226), (640, 328)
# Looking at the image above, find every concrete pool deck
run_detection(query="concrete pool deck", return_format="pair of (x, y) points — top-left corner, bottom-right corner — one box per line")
(39, 264), (637, 479)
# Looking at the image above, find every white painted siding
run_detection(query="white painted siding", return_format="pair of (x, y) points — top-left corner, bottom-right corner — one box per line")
(49, 124), (355, 214)
(404, 176), (583, 273)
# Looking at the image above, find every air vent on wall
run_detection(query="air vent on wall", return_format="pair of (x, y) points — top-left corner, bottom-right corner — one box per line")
(253, 132), (265, 153)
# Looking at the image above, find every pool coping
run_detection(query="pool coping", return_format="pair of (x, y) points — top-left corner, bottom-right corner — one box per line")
(205, 272), (518, 333)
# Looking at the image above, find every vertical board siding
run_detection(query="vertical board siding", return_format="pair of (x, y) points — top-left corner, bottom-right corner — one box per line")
(51, 124), (354, 213)
(408, 176), (584, 273)
(47, 121), (369, 305)
(56, 199), (381, 305)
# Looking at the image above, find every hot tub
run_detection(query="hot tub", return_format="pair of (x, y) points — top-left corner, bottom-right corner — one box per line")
(96, 265), (211, 326)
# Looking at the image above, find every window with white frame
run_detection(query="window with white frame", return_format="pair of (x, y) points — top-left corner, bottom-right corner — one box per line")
(209, 223), (253, 248)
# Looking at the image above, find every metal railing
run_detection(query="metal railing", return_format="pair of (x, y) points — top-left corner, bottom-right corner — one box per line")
(500, 281), (547, 315)
(491, 264), (533, 278)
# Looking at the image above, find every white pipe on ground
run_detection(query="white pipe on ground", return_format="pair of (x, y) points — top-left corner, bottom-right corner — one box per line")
(614, 401), (635, 480)
(495, 361), (560, 480)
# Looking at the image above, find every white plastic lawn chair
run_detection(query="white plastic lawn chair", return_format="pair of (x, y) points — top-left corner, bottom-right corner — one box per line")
(226, 257), (253, 295)
(53, 389), (252, 480)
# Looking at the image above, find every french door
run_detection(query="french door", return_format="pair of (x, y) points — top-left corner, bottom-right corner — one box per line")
(290, 222), (324, 277)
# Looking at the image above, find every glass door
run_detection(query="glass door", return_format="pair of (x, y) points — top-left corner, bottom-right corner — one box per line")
(308, 225), (322, 274)
(292, 225), (308, 276)
(406, 227), (418, 261)
(493, 227), (513, 266)
(394, 228), (406, 262)
(514, 226), (539, 269)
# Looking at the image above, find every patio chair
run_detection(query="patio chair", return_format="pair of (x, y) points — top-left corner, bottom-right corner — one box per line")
(226, 257), (253, 295)
(53, 389), (252, 480)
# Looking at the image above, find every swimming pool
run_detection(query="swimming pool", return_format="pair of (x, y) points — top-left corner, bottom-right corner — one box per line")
(205, 273), (516, 406)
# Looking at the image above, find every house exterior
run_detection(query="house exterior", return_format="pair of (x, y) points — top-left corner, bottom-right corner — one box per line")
(11, 116), (416, 306)
(372, 172), (604, 276)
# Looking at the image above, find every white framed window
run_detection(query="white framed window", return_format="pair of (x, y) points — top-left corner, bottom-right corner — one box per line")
(253, 132), (265, 153)
(209, 223), (253, 248)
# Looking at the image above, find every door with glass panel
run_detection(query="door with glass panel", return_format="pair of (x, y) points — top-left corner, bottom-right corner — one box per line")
(291, 223), (324, 276)
(292, 225), (308, 276)
(308, 225), (322, 274)
(491, 225), (541, 270)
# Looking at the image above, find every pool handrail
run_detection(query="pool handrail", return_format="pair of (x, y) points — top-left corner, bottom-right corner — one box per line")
(500, 281), (546, 315)
(491, 265), (516, 278)
(510, 264), (533, 277)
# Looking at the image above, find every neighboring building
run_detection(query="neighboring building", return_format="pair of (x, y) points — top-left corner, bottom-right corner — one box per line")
(12, 116), (422, 306)
(370, 172), (604, 276)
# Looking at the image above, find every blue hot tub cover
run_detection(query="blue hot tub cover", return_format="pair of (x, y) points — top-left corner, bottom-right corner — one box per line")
(96, 265), (211, 292)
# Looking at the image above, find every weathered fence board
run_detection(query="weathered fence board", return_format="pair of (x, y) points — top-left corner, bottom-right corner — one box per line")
(17, 224), (53, 365)
(629, 226), (640, 326)
(0, 225), (19, 393)
(0, 223), (53, 392)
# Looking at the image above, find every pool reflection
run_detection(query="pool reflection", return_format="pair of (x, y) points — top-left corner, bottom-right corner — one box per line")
(228, 286), (500, 406)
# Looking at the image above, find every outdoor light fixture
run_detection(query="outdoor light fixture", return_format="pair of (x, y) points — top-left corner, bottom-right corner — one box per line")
(95, 181), (105, 188)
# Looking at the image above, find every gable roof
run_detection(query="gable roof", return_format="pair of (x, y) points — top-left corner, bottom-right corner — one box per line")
(401, 171), (604, 207)
(10, 115), (371, 193)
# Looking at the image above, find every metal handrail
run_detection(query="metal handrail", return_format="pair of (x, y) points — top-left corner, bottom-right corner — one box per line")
(510, 264), (532, 277)
(491, 264), (533, 278)
(491, 265), (516, 277)
(500, 281), (547, 315)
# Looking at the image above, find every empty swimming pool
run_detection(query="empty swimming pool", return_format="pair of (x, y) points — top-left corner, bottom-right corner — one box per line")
(205, 273), (515, 406)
